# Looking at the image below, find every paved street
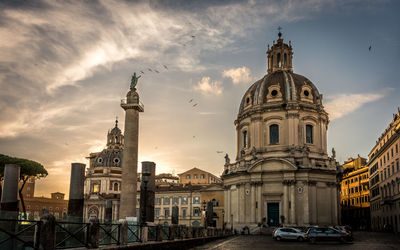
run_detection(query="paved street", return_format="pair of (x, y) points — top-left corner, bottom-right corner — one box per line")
(190, 232), (400, 250)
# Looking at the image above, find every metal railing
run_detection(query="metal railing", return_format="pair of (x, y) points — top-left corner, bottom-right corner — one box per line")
(0, 217), (232, 249)
(0, 218), (41, 250)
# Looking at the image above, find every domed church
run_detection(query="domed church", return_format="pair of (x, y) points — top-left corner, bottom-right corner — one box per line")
(83, 119), (124, 221)
(222, 32), (339, 228)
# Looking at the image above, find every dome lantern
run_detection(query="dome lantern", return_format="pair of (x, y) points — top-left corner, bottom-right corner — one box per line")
(267, 28), (293, 73)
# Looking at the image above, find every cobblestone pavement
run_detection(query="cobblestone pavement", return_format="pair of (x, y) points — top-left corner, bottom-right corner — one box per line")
(190, 232), (400, 250)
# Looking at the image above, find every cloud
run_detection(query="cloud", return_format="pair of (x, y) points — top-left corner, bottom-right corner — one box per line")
(324, 91), (387, 120)
(194, 77), (223, 95)
(223, 66), (253, 84)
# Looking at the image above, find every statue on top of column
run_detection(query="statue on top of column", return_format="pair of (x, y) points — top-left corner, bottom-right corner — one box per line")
(130, 72), (141, 89)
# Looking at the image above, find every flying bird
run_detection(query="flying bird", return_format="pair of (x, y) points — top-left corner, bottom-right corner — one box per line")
(155, 70), (159, 73)
(191, 35), (196, 38)
(140, 71), (145, 74)
(163, 65), (168, 69)
(193, 136), (196, 138)
(369, 46), (372, 51)
(192, 103), (198, 107)
(216, 151), (223, 154)
(189, 99), (193, 103)
(148, 68), (153, 72)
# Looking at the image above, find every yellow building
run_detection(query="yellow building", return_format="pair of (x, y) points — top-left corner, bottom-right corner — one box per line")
(178, 167), (222, 185)
(200, 184), (225, 228)
(340, 155), (370, 230)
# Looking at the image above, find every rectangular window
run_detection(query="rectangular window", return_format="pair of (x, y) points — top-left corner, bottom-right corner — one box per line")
(155, 198), (161, 205)
(186, 174), (191, 179)
(387, 152), (390, 161)
(194, 174), (198, 179)
(396, 144), (398, 154)
(173, 197), (179, 205)
(181, 197), (188, 204)
(193, 196), (200, 204)
(164, 197), (170, 205)
(164, 209), (170, 217)
(392, 164), (394, 175)
(193, 207), (200, 217)
(391, 148), (394, 157)
(397, 160), (399, 172)
(384, 155), (386, 164)
(200, 174), (205, 179)
(182, 208), (187, 218)
(155, 209), (160, 217)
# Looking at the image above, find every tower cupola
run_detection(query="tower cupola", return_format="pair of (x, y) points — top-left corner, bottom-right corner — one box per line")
(267, 28), (293, 73)
(107, 118), (124, 149)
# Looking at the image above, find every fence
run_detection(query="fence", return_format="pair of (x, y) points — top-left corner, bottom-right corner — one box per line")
(0, 215), (233, 249)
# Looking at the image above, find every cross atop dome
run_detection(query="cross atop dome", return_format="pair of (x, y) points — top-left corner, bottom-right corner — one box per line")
(266, 27), (293, 73)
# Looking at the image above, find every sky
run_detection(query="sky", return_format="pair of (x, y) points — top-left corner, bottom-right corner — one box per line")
(0, 0), (399, 198)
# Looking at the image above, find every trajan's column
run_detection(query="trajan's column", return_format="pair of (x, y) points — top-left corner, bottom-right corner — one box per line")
(120, 73), (143, 219)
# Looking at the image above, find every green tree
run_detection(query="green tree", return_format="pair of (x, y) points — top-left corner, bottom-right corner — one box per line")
(0, 154), (48, 219)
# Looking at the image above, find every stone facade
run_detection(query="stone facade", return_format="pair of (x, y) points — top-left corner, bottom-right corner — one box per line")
(368, 108), (400, 233)
(222, 32), (339, 229)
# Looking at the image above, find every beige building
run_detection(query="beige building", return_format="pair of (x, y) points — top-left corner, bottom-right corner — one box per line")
(178, 167), (222, 185)
(368, 108), (400, 232)
(222, 32), (339, 229)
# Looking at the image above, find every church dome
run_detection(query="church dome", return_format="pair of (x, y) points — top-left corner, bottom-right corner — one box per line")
(238, 70), (322, 114)
(91, 119), (124, 168)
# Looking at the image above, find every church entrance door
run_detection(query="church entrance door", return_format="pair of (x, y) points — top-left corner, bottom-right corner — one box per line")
(267, 203), (279, 226)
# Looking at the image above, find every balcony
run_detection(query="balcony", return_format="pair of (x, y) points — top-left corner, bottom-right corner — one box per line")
(120, 98), (144, 111)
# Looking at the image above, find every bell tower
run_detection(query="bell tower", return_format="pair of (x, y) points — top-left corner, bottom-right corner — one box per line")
(267, 27), (293, 73)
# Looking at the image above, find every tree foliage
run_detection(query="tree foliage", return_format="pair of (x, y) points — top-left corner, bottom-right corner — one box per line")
(0, 154), (48, 179)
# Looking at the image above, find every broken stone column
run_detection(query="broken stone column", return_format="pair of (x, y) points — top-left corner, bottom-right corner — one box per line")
(39, 213), (56, 250)
(67, 163), (85, 220)
(172, 205), (179, 225)
(105, 200), (112, 223)
(0, 164), (20, 213)
(140, 161), (155, 224)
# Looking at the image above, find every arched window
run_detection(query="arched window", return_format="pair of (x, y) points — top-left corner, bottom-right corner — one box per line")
(277, 53), (281, 67)
(271, 55), (274, 68)
(114, 182), (118, 191)
(284, 53), (287, 66)
(306, 124), (313, 144)
(243, 130), (248, 148)
(269, 124), (279, 144)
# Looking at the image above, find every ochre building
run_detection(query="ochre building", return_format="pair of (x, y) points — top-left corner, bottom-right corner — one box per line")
(340, 156), (370, 230)
(222, 32), (339, 229)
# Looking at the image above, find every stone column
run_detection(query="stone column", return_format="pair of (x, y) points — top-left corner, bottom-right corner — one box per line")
(68, 163), (85, 220)
(310, 182), (317, 224)
(140, 161), (155, 224)
(331, 183), (338, 225)
(227, 188), (231, 225)
(283, 181), (289, 225)
(250, 184), (255, 223)
(303, 182), (309, 225)
(239, 184), (245, 223)
(257, 183), (262, 222)
(290, 181), (296, 225)
(105, 200), (112, 223)
(0, 164), (20, 213)
(120, 85), (144, 220)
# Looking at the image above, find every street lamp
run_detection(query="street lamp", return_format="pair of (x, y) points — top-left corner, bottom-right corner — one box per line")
(222, 210), (225, 230)
(202, 200), (207, 228)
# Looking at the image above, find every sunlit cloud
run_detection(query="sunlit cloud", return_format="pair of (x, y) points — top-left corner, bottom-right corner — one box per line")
(325, 91), (388, 120)
(223, 66), (253, 85)
(194, 77), (223, 96)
